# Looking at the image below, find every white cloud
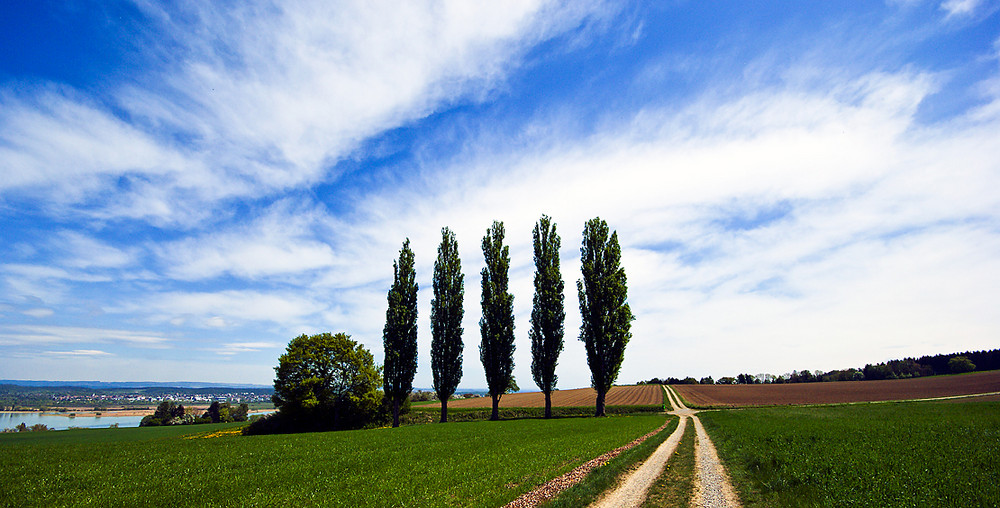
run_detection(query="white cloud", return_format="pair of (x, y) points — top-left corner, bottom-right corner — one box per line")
(0, 89), (194, 192)
(941, 0), (981, 17)
(1, 1), (613, 226)
(0, 353), (270, 384)
(0, 262), (115, 308)
(3, 3), (997, 388)
(129, 290), (328, 328)
(55, 231), (136, 270)
(0, 325), (170, 347)
(310, 69), (1000, 388)
(156, 200), (337, 281)
(22, 308), (54, 318)
(9, 67), (986, 388)
(210, 341), (284, 356)
(0, 232), (139, 305)
(44, 349), (114, 357)
(2, 264), (109, 283)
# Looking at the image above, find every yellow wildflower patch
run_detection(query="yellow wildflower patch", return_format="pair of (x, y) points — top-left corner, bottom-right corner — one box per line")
(185, 427), (244, 439)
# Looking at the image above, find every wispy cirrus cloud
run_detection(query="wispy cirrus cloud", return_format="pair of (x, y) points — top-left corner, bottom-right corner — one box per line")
(54, 231), (137, 270)
(0, 325), (170, 347)
(126, 290), (328, 329)
(21, 308), (54, 318)
(1, 1), (615, 226)
(941, 0), (983, 17)
(92, 65), (999, 386)
(155, 200), (337, 281)
(209, 341), (284, 356)
(309, 68), (1000, 386)
(1, 2), (997, 387)
(44, 349), (114, 357)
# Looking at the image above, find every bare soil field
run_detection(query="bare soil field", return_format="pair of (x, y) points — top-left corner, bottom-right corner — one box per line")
(435, 384), (662, 409)
(673, 370), (1000, 407)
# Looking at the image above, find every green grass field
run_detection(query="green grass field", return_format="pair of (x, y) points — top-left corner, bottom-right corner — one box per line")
(700, 400), (1000, 507)
(543, 417), (678, 507)
(0, 414), (665, 507)
(404, 404), (661, 425)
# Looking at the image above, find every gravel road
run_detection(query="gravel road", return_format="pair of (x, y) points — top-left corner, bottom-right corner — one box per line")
(504, 418), (671, 508)
(590, 415), (688, 508)
(590, 385), (741, 508)
(507, 385), (742, 508)
(690, 414), (741, 508)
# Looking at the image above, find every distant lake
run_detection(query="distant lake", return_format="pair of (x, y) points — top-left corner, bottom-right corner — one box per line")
(1, 412), (146, 431)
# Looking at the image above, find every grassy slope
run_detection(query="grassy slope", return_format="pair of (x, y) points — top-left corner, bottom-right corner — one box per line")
(0, 415), (664, 508)
(700, 400), (1000, 507)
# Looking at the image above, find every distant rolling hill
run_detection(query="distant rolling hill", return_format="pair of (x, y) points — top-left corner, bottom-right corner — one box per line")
(0, 380), (272, 390)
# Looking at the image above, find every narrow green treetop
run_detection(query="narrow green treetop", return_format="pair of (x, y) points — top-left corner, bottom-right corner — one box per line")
(431, 227), (464, 422)
(530, 214), (565, 418)
(479, 220), (515, 421)
(578, 217), (634, 416)
(383, 238), (418, 427)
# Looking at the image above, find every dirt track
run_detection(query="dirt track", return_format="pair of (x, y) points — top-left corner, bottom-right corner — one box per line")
(673, 370), (1000, 407)
(434, 384), (662, 408)
(503, 417), (672, 508)
(591, 386), (740, 508)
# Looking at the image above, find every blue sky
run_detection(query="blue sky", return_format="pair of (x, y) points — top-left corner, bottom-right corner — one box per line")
(2, 1), (999, 388)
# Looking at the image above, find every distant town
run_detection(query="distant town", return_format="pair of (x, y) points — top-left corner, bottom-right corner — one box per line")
(0, 383), (274, 411)
(50, 390), (273, 406)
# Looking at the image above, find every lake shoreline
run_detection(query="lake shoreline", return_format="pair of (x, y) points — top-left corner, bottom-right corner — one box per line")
(3, 408), (158, 417)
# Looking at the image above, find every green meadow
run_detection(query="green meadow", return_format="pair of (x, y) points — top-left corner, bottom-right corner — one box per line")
(700, 400), (1000, 507)
(0, 414), (665, 507)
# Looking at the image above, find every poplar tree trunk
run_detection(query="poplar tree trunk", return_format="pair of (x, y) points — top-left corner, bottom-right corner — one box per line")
(595, 389), (607, 417)
(545, 391), (552, 419)
(392, 397), (400, 428)
(440, 399), (448, 423)
(491, 394), (500, 421)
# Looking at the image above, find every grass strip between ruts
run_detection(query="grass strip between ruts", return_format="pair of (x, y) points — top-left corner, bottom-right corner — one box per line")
(541, 415), (679, 507)
(641, 416), (696, 507)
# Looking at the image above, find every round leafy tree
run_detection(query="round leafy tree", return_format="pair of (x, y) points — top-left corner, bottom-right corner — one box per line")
(948, 355), (976, 374)
(268, 332), (383, 432)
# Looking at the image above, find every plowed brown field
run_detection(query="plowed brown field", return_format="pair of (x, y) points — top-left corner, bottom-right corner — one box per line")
(430, 384), (663, 408)
(672, 370), (1000, 407)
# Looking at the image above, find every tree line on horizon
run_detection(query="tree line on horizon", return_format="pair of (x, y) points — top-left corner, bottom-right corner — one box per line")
(247, 215), (634, 434)
(638, 348), (1000, 386)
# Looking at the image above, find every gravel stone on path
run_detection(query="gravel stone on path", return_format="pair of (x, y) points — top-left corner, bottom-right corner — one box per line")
(691, 414), (742, 508)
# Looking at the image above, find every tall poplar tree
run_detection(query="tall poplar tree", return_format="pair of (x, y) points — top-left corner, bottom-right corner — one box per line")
(479, 220), (515, 421)
(431, 227), (464, 423)
(530, 215), (565, 419)
(578, 217), (634, 417)
(382, 239), (418, 428)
